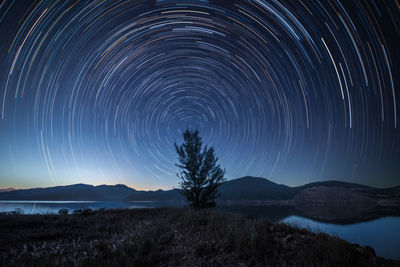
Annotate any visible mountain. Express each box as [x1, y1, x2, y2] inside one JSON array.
[[123, 176, 296, 202], [1, 177, 399, 206], [0, 184, 138, 201], [124, 176, 295, 202], [295, 180, 371, 190], [218, 176, 295, 201], [0, 188, 16, 193], [293, 180, 400, 204], [91, 184, 140, 201], [124, 177, 400, 210], [124, 189, 183, 201], [1, 177, 398, 223]]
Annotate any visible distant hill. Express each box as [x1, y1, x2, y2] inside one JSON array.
[[124, 189, 183, 201], [123, 176, 296, 202], [125, 177, 399, 203], [1, 177, 399, 207], [218, 176, 296, 201], [0, 188, 16, 193], [295, 180, 371, 190], [293, 180, 400, 202], [0, 184, 139, 201], [124, 176, 295, 202]]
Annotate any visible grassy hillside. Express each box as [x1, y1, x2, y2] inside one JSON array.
[[1, 208, 399, 267]]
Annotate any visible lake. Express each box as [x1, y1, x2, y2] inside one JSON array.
[[282, 215, 400, 261], [1, 201, 399, 260], [0, 200, 166, 214]]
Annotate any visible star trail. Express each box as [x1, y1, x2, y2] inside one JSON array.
[[0, 0, 399, 189]]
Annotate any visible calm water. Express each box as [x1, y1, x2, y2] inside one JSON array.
[[1, 201, 399, 260], [281, 215, 400, 261], [0, 200, 163, 214]]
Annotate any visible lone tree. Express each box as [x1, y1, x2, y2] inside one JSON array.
[[174, 129, 225, 208]]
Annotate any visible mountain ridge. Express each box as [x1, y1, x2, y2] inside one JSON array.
[[0, 176, 399, 203], [0, 188, 16, 193], [0, 184, 140, 201]]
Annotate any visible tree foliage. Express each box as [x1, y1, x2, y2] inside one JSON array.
[[174, 129, 225, 208]]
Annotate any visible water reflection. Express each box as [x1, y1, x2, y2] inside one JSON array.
[[217, 205, 400, 260], [282, 215, 400, 261], [216, 205, 299, 222]]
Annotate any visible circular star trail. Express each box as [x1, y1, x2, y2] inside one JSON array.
[[0, 0, 399, 189]]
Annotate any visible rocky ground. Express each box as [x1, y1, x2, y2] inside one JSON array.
[[0, 208, 399, 267]]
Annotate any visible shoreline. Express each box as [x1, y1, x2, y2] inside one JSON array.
[[1, 207, 399, 266]]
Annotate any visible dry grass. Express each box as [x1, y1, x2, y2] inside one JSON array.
[[0, 208, 399, 266]]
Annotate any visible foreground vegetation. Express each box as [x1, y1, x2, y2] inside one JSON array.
[[0, 208, 399, 267]]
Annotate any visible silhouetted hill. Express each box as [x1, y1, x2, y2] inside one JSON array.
[[295, 180, 371, 190], [123, 176, 296, 202], [218, 176, 295, 201], [93, 184, 139, 201], [0, 188, 16, 193], [123, 177, 400, 207], [294, 180, 400, 201], [124, 189, 183, 201], [1, 177, 399, 205], [0, 184, 138, 201]]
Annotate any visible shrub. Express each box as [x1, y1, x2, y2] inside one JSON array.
[[58, 209, 69, 215]]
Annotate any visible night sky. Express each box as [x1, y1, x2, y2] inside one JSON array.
[[0, 0, 399, 190]]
